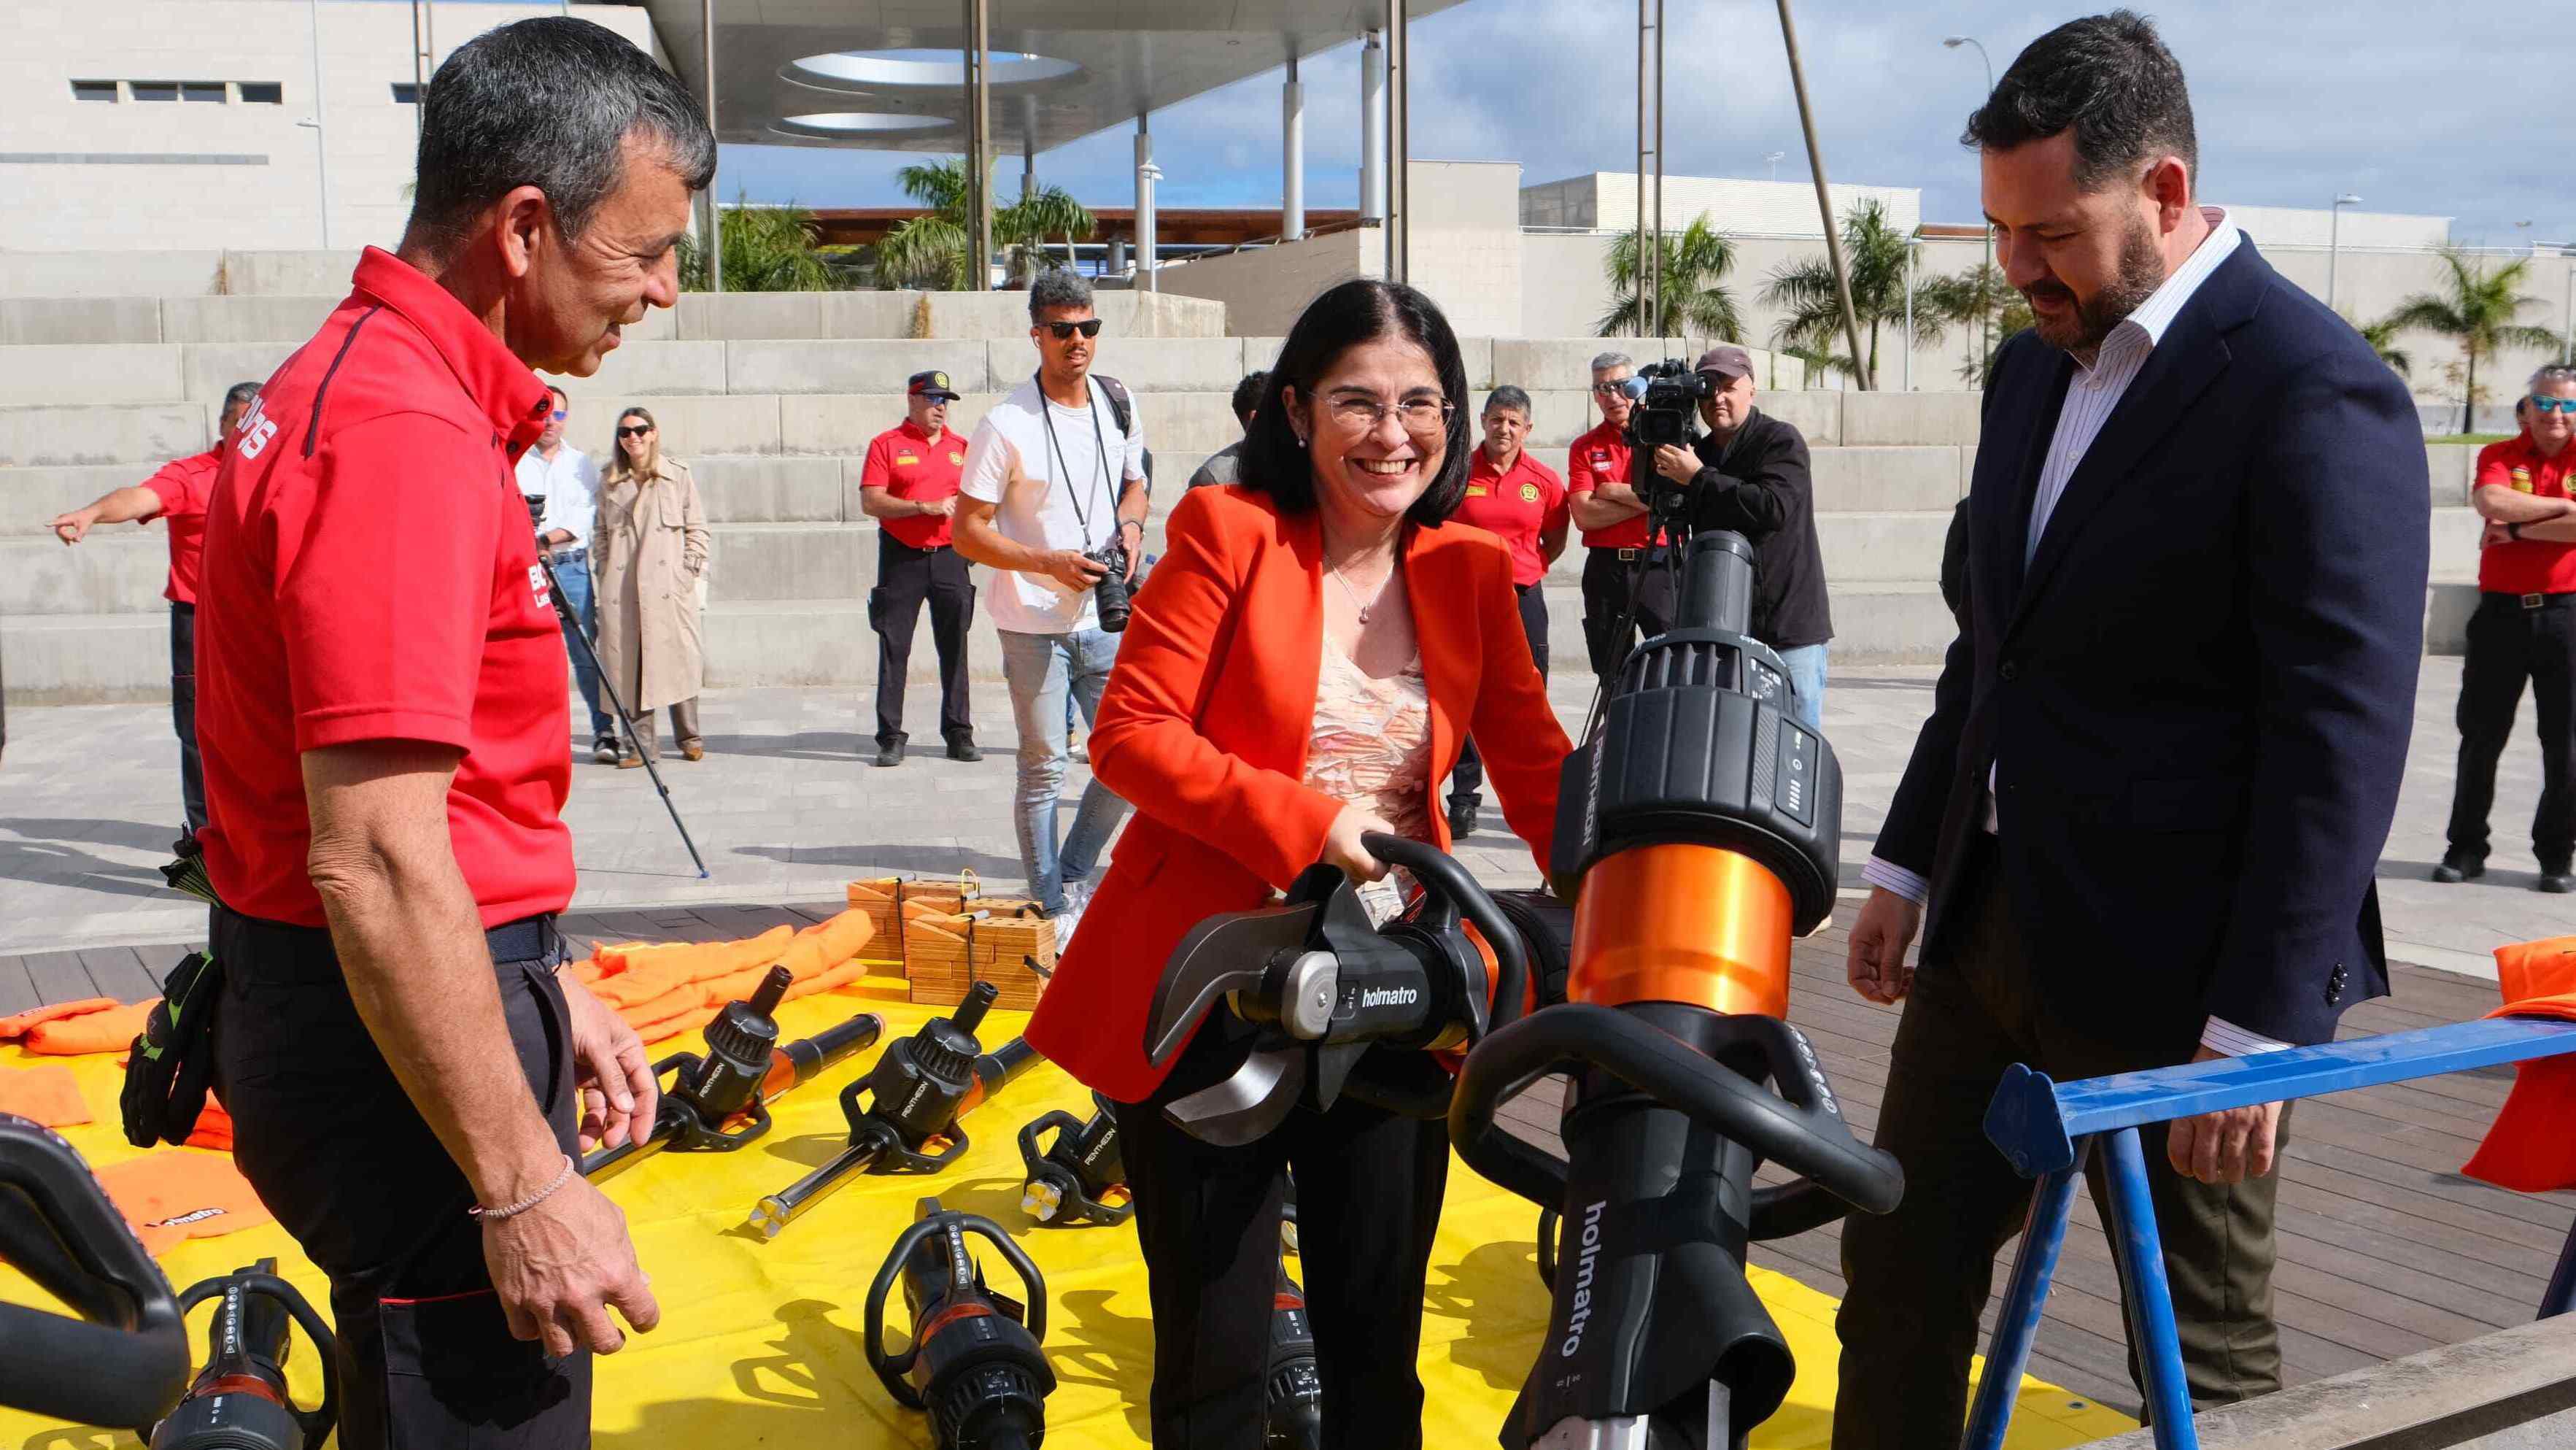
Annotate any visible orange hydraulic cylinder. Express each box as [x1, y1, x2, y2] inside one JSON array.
[[1568, 843, 1794, 1018]]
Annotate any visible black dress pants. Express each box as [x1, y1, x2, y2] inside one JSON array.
[[1579, 546, 1674, 679], [871, 534, 976, 748], [1450, 582, 1551, 809], [171, 601, 206, 833], [1832, 841, 2289, 1449], [2444, 591, 2576, 867], [209, 910, 589, 1450], [1111, 1026, 1451, 1449]]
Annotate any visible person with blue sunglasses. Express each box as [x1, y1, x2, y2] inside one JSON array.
[[2439, 363, 2576, 890]]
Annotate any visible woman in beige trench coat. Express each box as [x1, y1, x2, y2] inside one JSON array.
[[594, 406, 711, 763]]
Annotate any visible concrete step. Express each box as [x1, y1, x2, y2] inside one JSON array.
[[0, 404, 212, 468]]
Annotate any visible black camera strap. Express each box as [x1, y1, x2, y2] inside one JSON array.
[[1034, 371, 1116, 553]]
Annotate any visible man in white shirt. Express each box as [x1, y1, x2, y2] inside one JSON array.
[[517, 385, 615, 762], [956, 270, 1147, 936]]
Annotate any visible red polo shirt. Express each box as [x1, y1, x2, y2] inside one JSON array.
[[196, 247, 573, 930], [1453, 446, 1568, 586], [139, 449, 218, 604], [1567, 418, 1652, 549], [860, 419, 965, 549], [2477, 431, 2576, 595]]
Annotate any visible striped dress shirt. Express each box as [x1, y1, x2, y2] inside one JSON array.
[[1862, 210, 2285, 1057]]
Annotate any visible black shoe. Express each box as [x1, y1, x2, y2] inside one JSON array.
[[2542, 865, 2574, 894], [591, 736, 619, 766], [873, 741, 902, 768], [2431, 852, 2485, 884], [946, 738, 983, 763], [1447, 798, 1482, 839]]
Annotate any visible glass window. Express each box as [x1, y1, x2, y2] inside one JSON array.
[[181, 82, 225, 103], [390, 82, 420, 105], [239, 82, 282, 104], [131, 81, 179, 102], [70, 80, 119, 102]]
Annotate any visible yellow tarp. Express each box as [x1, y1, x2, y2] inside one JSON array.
[[0, 979, 2135, 1448]]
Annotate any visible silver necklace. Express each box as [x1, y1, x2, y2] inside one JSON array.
[[1327, 554, 1393, 624]]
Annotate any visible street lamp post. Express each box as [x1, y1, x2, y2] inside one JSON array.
[[1943, 36, 1994, 378], [2329, 193, 2361, 314], [1765, 150, 1784, 182], [303, 0, 331, 248]]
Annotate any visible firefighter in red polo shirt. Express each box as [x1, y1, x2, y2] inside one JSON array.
[[861, 370, 982, 767], [1444, 383, 1569, 836], [1567, 349, 1673, 678], [2440, 365, 2576, 892], [188, 22, 712, 1449], [49, 379, 261, 836]]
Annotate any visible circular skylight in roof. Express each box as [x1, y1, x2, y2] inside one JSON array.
[[770, 111, 951, 139], [784, 49, 1083, 91]]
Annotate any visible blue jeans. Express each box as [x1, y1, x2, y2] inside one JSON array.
[[999, 628, 1133, 914], [549, 553, 614, 741], [1779, 642, 1828, 732]]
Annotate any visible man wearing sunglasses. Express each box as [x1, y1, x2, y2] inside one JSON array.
[[1566, 350, 1671, 678], [2440, 364, 2576, 890], [956, 269, 1145, 944], [517, 385, 614, 764]]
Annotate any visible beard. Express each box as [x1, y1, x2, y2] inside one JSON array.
[[2025, 217, 2166, 355]]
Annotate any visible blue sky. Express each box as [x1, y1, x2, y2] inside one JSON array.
[[454, 0, 2572, 244]]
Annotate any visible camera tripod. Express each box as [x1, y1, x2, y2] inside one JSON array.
[[535, 549, 709, 879]]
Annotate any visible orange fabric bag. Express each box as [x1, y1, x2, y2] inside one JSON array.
[[2459, 935, 2576, 1192], [22, 1000, 154, 1057], [92, 1151, 275, 1256], [0, 998, 120, 1041]]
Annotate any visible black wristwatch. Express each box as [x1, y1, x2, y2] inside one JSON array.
[[2510, 521, 2526, 541]]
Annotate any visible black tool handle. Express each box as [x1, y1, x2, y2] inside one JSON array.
[[1361, 833, 1530, 1036], [174, 1270, 340, 1445], [780, 1011, 886, 1086], [0, 1116, 190, 1430]]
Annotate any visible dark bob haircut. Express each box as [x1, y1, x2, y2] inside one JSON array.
[[1239, 279, 1472, 528], [1962, 10, 2197, 194]]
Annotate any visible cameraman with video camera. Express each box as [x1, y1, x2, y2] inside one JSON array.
[[956, 269, 1145, 940], [1646, 344, 1832, 727]]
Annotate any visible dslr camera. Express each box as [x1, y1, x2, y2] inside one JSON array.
[[1085, 536, 1132, 633]]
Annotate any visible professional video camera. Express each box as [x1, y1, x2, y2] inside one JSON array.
[[1448, 528, 1903, 1449], [1619, 359, 1713, 455]]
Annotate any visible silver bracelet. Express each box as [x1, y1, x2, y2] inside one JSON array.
[[471, 1154, 576, 1225]]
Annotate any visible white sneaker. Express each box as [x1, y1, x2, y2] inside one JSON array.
[[1053, 898, 1087, 952]]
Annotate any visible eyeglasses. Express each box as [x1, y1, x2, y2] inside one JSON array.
[[2531, 395, 2576, 414], [548, 409, 567, 421], [616, 425, 654, 438], [1591, 379, 1632, 396], [1325, 395, 1455, 435], [1041, 319, 1104, 340]]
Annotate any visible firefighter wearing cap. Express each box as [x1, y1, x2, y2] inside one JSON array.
[[859, 370, 981, 766], [1648, 343, 1833, 728]]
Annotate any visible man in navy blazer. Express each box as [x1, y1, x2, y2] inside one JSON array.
[[1832, 13, 2429, 1446]]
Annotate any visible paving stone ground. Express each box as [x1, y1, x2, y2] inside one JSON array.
[[1, 657, 2565, 986]]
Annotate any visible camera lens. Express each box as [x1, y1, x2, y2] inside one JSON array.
[[1091, 544, 1132, 633]]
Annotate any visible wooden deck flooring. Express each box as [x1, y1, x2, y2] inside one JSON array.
[[10, 902, 2569, 1419]]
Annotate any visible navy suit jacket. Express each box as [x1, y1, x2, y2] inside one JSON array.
[[1876, 236, 2429, 1047]]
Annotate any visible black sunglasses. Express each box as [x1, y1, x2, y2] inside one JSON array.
[[1041, 319, 1104, 339], [616, 425, 654, 438]]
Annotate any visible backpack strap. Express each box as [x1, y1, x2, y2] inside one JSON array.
[[1094, 374, 1134, 438]]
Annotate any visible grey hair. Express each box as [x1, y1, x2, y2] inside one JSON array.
[[1484, 385, 1533, 418], [1590, 350, 1633, 374], [221, 382, 260, 412], [409, 18, 716, 255], [2531, 363, 2576, 393], [1028, 269, 1095, 320]]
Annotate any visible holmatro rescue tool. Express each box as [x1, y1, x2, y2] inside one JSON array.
[[583, 965, 883, 1179], [865, 1196, 1055, 1450], [150, 1259, 339, 1450], [1448, 529, 1904, 1449], [749, 981, 1041, 1239], [0, 1114, 190, 1430], [1017, 1091, 1132, 1226]]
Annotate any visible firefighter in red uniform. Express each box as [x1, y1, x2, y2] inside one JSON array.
[[2441, 365, 2576, 891], [1443, 383, 1568, 836], [49, 379, 262, 836], [861, 370, 981, 766], [1567, 349, 1668, 677], [189, 21, 714, 1449]]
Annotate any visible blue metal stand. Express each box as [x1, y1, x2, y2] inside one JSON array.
[[1962, 1017, 2576, 1450]]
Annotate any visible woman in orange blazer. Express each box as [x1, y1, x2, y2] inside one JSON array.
[[1025, 278, 1571, 1448]]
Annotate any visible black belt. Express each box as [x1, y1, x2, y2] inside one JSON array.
[[1595, 546, 1657, 562], [2484, 590, 2576, 610], [217, 909, 562, 978], [888, 536, 954, 555]]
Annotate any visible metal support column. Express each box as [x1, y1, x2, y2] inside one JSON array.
[[1636, 0, 1652, 337], [1134, 117, 1159, 292], [1776, 0, 1868, 385], [1960, 1154, 2086, 1450], [701, 0, 722, 293], [962, 0, 992, 290], [1282, 55, 1305, 242], [304, 0, 333, 248], [1383, 0, 1409, 283], [409, 1, 428, 139], [1360, 31, 1385, 223]]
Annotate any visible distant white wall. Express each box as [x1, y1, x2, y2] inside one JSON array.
[[2218, 204, 2451, 251], [1404, 160, 1523, 338], [1154, 228, 1379, 337], [1, 1, 659, 254], [1524, 172, 1922, 239]]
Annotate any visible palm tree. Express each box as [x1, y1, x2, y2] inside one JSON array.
[[2351, 312, 2414, 382], [1917, 261, 2022, 386], [1762, 198, 1944, 390], [1597, 215, 1743, 342], [1778, 341, 1860, 385], [879, 158, 1097, 291], [2382, 246, 2561, 431], [676, 196, 856, 292]]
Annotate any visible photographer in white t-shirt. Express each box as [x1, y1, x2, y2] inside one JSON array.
[[956, 269, 1148, 939]]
